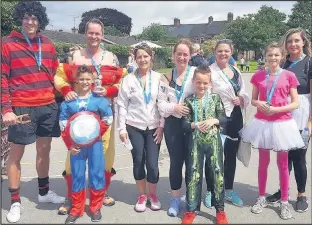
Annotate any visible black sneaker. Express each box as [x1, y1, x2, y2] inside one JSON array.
[[91, 210, 102, 222], [266, 190, 281, 203], [65, 215, 79, 224], [295, 196, 309, 212]]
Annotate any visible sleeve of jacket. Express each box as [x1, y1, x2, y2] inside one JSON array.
[[54, 63, 73, 97], [116, 78, 130, 135], [1, 39, 13, 114], [157, 80, 176, 118], [237, 67, 250, 109]]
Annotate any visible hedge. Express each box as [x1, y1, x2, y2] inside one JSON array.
[[54, 42, 173, 69]]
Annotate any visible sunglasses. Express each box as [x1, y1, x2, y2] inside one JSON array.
[[217, 39, 233, 44]]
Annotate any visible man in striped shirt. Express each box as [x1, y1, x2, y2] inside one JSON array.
[[1, 1, 65, 223]]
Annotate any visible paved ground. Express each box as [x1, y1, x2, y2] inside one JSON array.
[[1, 73, 311, 224]]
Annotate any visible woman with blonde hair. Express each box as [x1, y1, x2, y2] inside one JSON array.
[[266, 28, 312, 213]]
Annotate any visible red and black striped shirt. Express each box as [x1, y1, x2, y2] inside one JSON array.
[[1, 30, 59, 114]]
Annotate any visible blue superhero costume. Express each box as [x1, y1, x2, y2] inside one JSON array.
[[59, 92, 113, 217]]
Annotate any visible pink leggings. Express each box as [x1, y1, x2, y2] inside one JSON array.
[[258, 149, 289, 201]]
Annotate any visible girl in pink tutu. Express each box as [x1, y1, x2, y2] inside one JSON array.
[[239, 42, 304, 220]]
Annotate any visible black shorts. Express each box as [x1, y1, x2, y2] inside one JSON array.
[[8, 102, 59, 145]]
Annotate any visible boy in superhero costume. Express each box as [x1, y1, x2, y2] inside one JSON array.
[[60, 65, 113, 223], [55, 62, 125, 214]]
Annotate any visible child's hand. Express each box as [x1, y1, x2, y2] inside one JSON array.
[[198, 119, 219, 133], [264, 106, 279, 115], [256, 101, 270, 113], [70, 146, 80, 155]]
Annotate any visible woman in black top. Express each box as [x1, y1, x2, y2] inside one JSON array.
[[266, 28, 312, 213]]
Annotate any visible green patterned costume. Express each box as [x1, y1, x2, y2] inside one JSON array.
[[181, 92, 226, 212]]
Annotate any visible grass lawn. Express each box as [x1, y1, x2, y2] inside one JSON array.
[[156, 68, 172, 73], [236, 60, 258, 73], [157, 61, 260, 74]]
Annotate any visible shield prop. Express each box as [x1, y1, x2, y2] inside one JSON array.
[[64, 111, 102, 147]]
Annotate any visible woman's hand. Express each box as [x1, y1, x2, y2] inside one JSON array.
[[119, 133, 129, 143], [65, 91, 78, 101], [174, 104, 189, 116], [153, 127, 164, 144]]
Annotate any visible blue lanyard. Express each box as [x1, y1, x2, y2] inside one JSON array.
[[76, 93, 91, 112], [265, 68, 282, 105], [86, 49, 105, 79], [288, 53, 306, 69], [21, 31, 41, 71], [193, 92, 209, 131], [136, 70, 152, 104], [219, 65, 240, 93], [173, 66, 191, 101]]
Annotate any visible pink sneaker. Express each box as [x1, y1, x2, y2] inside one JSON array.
[[135, 195, 147, 212], [148, 194, 161, 211]]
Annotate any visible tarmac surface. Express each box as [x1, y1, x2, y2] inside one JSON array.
[[1, 73, 311, 224]]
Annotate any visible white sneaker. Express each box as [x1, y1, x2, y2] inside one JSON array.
[[38, 190, 65, 204], [148, 194, 161, 211], [134, 195, 147, 212], [6, 202, 22, 223]]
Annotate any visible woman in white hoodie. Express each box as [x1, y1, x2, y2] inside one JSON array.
[[117, 43, 164, 212]]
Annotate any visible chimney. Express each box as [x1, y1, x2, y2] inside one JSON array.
[[208, 16, 213, 24], [174, 18, 180, 27], [71, 27, 78, 34], [227, 12, 234, 22]]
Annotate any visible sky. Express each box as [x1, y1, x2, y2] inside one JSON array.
[[41, 1, 296, 35]]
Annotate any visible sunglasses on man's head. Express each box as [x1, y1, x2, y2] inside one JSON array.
[[218, 39, 233, 44]]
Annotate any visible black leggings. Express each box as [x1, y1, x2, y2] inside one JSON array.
[[288, 147, 307, 193], [127, 125, 160, 184], [164, 116, 190, 190]]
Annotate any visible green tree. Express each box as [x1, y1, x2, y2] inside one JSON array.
[[78, 8, 132, 35], [138, 23, 171, 42], [287, 1, 312, 37], [1, 1, 19, 36], [226, 5, 289, 53], [104, 26, 124, 36]]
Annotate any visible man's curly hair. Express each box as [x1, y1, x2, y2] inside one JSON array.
[[13, 1, 49, 32]]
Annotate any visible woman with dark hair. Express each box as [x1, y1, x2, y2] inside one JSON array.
[[117, 43, 164, 212], [266, 28, 312, 213], [205, 39, 250, 208]]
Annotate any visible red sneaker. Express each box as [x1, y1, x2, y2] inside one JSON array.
[[181, 212, 196, 224], [216, 211, 228, 224]]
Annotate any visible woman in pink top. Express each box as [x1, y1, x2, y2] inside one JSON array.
[[240, 42, 304, 220]]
